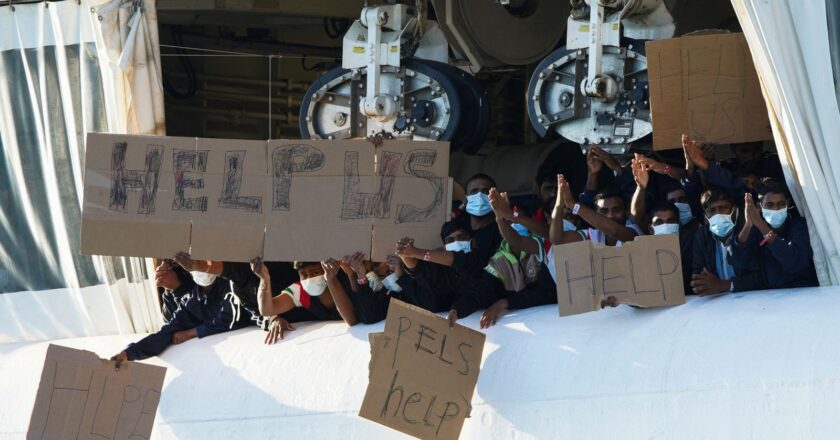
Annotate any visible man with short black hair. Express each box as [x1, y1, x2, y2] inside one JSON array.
[[172, 252, 302, 342], [729, 178, 818, 289], [690, 187, 763, 294], [462, 173, 503, 266], [111, 265, 252, 365], [554, 174, 642, 247]]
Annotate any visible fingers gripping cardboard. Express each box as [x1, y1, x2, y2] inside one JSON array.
[[80, 133, 450, 261]]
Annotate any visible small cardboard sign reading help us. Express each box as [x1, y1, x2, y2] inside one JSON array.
[[646, 32, 772, 150], [27, 345, 166, 440], [553, 234, 686, 316], [360, 299, 486, 440]]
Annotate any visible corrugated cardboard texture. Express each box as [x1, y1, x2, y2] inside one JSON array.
[[359, 299, 485, 440], [81, 134, 450, 262], [27, 345, 166, 440], [647, 32, 772, 149], [553, 234, 685, 316]]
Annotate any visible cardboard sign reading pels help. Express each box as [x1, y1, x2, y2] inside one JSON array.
[[360, 300, 486, 440]]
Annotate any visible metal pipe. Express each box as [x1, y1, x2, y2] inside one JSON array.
[[193, 89, 302, 108], [166, 104, 293, 122], [165, 70, 310, 91]]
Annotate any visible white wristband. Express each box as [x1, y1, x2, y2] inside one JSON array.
[[572, 203, 581, 215]]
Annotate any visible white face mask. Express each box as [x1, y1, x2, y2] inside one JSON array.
[[366, 272, 384, 293], [445, 240, 472, 253], [191, 271, 217, 287], [382, 273, 402, 293], [300, 275, 327, 296]]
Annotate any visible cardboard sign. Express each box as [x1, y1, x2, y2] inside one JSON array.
[[552, 234, 685, 317], [647, 32, 772, 150], [27, 345, 166, 440], [360, 299, 486, 440], [80, 133, 450, 262]]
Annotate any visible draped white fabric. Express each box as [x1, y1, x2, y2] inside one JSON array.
[[730, 0, 840, 285], [0, 0, 165, 342]]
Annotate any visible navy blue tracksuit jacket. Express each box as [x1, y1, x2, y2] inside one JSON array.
[[125, 278, 252, 360]]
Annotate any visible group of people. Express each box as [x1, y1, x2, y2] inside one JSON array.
[[111, 135, 819, 366]]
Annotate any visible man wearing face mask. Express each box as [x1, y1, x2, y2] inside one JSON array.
[[440, 188, 551, 327], [553, 173, 642, 247], [395, 221, 478, 313], [463, 173, 503, 267], [479, 176, 588, 329], [250, 258, 372, 328], [690, 187, 764, 295], [729, 179, 818, 289], [646, 202, 694, 293], [111, 266, 252, 366], [172, 252, 302, 344]]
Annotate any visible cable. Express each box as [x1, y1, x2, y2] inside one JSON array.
[[161, 26, 198, 99]]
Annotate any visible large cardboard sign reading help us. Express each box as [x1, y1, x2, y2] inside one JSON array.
[[27, 345, 166, 440], [360, 299, 486, 440], [647, 32, 772, 150], [80, 133, 451, 262], [553, 234, 686, 316]]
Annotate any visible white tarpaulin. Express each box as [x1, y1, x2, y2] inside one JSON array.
[[2, 290, 840, 439], [731, 0, 840, 285], [0, 0, 166, 343]]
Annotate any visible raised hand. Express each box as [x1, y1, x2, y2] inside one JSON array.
[[682, 134, 709, 170], [590, 145, 621, 172], [744, 192, 761, 228], [348, 251, 367, 278], [557, 174, 576, 210], [321, 259, 341, 282], [250, 256, 269, 280], [489, 187, 513, 220], [631, 154, 650, 189], [173, 251, 197, 271], [587, 146, 604, 174], [395, 237, 419, 259]]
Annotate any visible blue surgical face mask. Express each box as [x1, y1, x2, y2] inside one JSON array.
[[466, 192, 492, 217], [708, 211, 736, 238], [563, 219, 577, 231], [674, 202, 694, 225], [511, 222, 529, 236], [445, 240, 472, 253], [762, 207, 789, 229], [653, 223, 680, 236]]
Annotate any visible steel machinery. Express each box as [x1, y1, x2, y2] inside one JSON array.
[[299, 2, 492, 153], [527, 0, 675, 154]]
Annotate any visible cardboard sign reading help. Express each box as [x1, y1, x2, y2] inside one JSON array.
[[27, 345, 166, 440], [360, 299, 486, 440], [553, 234, 686, 316]]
